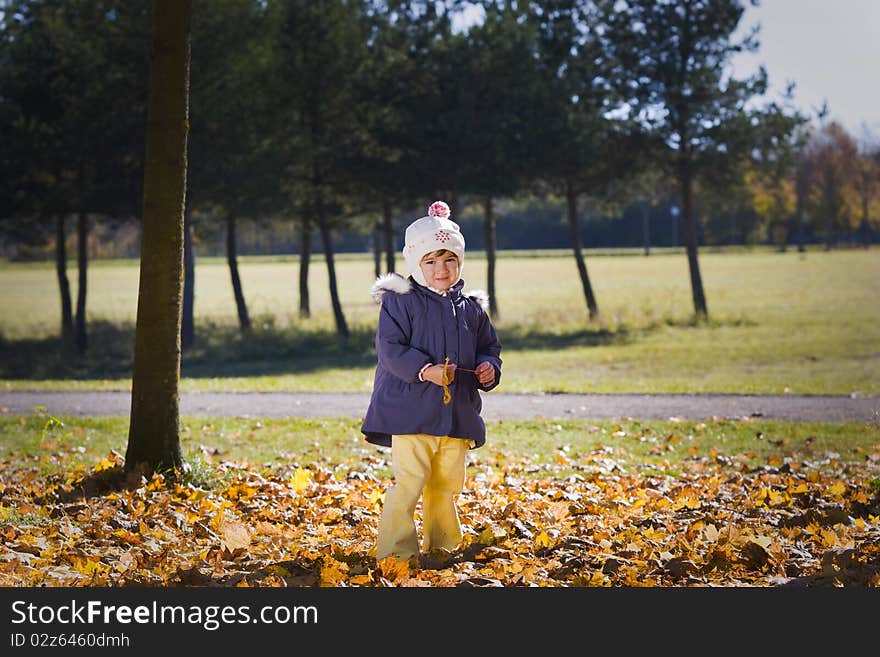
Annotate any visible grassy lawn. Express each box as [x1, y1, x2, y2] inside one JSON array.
[[3, 411, 878, 482], [1, 246, 878, 395]]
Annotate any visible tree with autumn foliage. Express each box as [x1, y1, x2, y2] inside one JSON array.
[[744, 97, 806, 251], [125, 0, 192, 476], [853, 129, 880, 247], [805, 120, 859, 250]]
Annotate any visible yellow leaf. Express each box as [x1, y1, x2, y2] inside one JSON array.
[[828, 482, 846, 497], [477, 526, 506, 545], [820, 529, 838, 547], [226, 483, 257, 500], [264, 564, 291, 577], [767, 489, 791, 507], [751, 487, 769, 507], [289, 467, 312, 493], [146, 474, 165, 492], [71, 557, 107, 576], [367, 489, 385, 507], [321, 507, 343, 524], [535, 531, 553, 548], [112, 529, 141, 544], [93, 457, 117, 473], [573, 571, 607, 587], [319, 558, 349, 587], [751, 535, 773, 549]]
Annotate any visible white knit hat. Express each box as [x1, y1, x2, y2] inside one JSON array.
[[403, 201, 465, 288]]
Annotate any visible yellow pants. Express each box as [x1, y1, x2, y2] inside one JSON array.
[[376, 434, 469, 560]]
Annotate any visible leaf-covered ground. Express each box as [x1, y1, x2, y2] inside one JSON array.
[[2, 441, 879, 588]]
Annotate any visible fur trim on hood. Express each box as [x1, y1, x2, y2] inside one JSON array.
[[464, 288, 489, 312], [370, 272, 489, 312], [370, 272, 412, 304]]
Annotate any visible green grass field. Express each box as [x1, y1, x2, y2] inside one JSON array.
[[3, 411, 878, 482], [1, 246, 878, 395]]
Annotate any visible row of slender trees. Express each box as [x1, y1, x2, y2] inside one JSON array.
[[6, 0, 864, 357]]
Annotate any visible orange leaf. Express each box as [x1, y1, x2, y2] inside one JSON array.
[[218, 521, 250, 553]]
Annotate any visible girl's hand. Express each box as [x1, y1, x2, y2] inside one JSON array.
[[474, 361, 495, 386], [423, 363, 456, 386]]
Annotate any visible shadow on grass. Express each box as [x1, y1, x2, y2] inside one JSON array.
[[0, 320, 377, 381], [0, 313, 753, 382]]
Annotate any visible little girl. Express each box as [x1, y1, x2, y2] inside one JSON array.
[[361, 200, 503, 561]]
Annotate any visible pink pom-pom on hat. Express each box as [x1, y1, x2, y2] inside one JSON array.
[[428, 200, 451, 219]]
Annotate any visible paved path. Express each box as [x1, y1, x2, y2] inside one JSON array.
[[2, 390, 878, 423]]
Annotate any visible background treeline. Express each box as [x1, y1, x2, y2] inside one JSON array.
[[19, 193, 866, 261], [1, 0, 879, 350]]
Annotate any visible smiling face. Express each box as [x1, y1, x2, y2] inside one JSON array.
[[419, 249, 460, 291]]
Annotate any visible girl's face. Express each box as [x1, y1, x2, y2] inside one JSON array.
[[419, 249, 460, 291]]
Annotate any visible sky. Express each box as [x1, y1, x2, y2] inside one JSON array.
[[730, 0, 880, 141], [456, 1, 880, 142]]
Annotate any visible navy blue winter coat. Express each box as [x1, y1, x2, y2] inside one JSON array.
[[360, 273, 503, 449]]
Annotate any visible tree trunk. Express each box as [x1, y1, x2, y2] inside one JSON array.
[[226, 215, 251, 332], [316, 193, 349, 338], [565, 183, 599, 321], [794, 184, 806, 253], [642, 203, 651, 256], [372, 220, 382, 278], [680, 167, 708, 320], [482, 196, 498, 319], [299, 215, 311, 318], [181, 206, 195, 350], [383, 198, 395, 273], [55, 214, 74, 348], [75, 210, 88, 354], [824, 177, 835, 251], [861, 198, 871, 248], [126, 0, 191, 476]]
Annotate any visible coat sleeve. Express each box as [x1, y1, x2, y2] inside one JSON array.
[[474, 308, 503, 392], [375, 293, 432, 383]]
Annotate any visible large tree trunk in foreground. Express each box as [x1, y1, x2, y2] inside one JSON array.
[[126, 0, 192, 476]]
